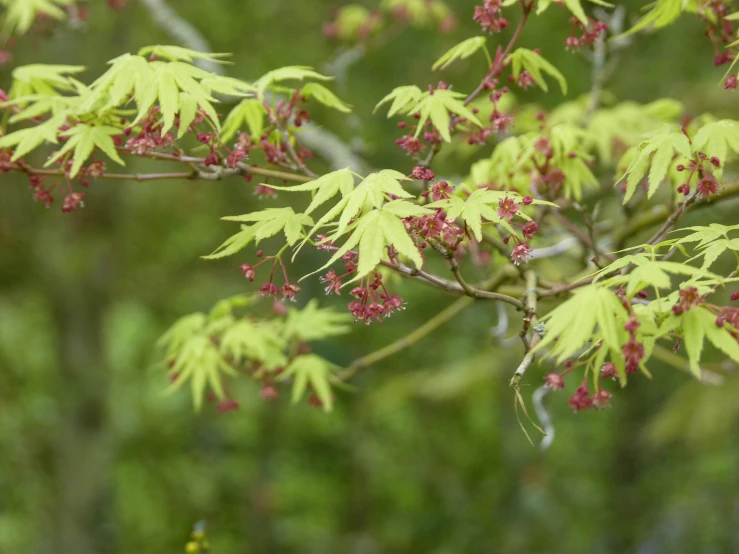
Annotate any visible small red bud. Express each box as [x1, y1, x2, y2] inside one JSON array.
[[273, 300, 287, 316], [261, 385, 279, 401]]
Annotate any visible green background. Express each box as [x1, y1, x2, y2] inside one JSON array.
[[1, 1, 739, 553]]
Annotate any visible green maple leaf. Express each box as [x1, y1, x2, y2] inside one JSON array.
[[9, 63, 86, 99], [221, 98, 267, 142], [0, 115, 64, 160], [618, 127, 691, 203], [507, 48, 568, 95], [374, 85, 423, 117], [692, 120, 739, 179], [133, 61, 219, 135], [206, 207, 313, 259], [6, 93, 81, 123], [429, 189, 502, 241], [299, 170, 413, 250], [412, 89, 482, 142], [533, 285, 628, 364], [278, 354, 338, 412], [44, 124, 125, 178], [255, 66, 333, 93], [677, 224, 739, 249], [219, 319, 287, 370], [2, 0, 73, 36], [432, 36, 488, 71], [158, 313, 240, 411], [301, 82, 352, 113], [585, 99, 683, 164], [269, 168, 356, 215], [283, 299, 352, 342], [619, 0, 697, 38], [534, 0, 614, 25], [82, 53, 153, 114], [375, 86, 482, 141], [138, 45, 232, 64], [306, 200, 429, 280]]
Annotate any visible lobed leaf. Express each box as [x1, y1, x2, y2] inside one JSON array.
[[432, 36, 488, 71]]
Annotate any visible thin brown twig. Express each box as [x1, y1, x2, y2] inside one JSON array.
[[463, 0, 533, 107], [510, 270, 539, 386], [1, 157, 313, 184], [430, 242, 524, 308]]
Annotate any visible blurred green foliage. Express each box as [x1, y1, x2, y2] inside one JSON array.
[[1, 1, 739, 553]]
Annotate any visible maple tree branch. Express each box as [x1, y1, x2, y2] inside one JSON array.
[[551, 210, 616, 264], [645, 194, 698, 247], [510, 270, 539, 387], [281, 128, 319, 178], [379, 258, 523, 309], [615, 179, 739, 247], [428, 242, 524, 308], [0, 159, 313, 184], [139, 0, 369, 174], [540, 180, 739, 298]]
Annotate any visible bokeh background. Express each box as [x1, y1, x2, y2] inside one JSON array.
[[2, 1, 739, 553]]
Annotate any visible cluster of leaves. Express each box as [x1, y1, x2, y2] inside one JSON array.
[[470, 123, 597, 200], [207, 168, 428, 281], [536, 234, 739, 393], [376, 84, 483, 143], [8, 0, 739, 420], [617, 119, 739, 203], [1, 0, 75, 37], [0, 45, 350, 209], [158, 295, 351, 412], [0, 0, 128, 46]]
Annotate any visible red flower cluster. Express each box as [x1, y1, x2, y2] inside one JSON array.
[[568, 384, 612, 412], [510, 243, 532, 265], [239, 255, 300, 302], [600, 362, 618, 380], [411, 166, 435, 181], [226, 133, 250, 168], [62, 192, 86, 213], [715, 305, 739, 340], [474, 0, 510, 33], [672, 286, 703, 315], [396, 134, 426, 155], [346, 273, 405, 325], [544, 372, 564, 390], [406, 209, 463, 250], [564, 18, 608, 51]]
